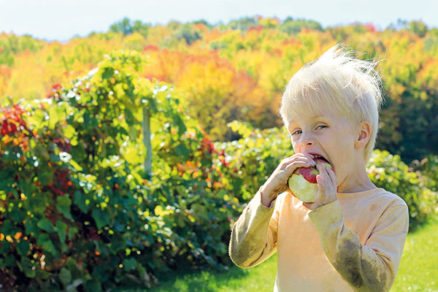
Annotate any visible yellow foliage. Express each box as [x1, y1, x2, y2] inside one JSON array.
[[1, 19, 437, 140]]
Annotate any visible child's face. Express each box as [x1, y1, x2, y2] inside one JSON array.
[[287, 107, 361, 188]]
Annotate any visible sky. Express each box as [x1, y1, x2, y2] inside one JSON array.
[[0, 0, 436, 42]]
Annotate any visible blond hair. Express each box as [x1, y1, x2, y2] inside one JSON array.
[[279, 45, 383, 162]]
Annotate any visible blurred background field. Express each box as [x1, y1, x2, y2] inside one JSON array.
[[1, 5, 438, 291]]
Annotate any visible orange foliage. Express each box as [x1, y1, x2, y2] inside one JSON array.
[[1, 18, 437, 141]]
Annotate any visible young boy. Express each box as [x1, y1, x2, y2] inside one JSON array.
[[229, 45, 409, 291]]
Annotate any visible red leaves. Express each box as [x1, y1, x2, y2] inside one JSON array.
[[199, 138, 229, 167], [53, 137, 72, 152], [47, 83, 63, 99], [198, 137, 229, 168], [200, 138, 215, 154], [51, 83, 62, 91], [88, 228, 100, 241], [248, 25, 263, 33], [1, 104, 27, 133], [364, 23, 376, 33], [1, 119, 17, 135], [143, 44, 159, 52], [47, 169, 72, 196], [1, 104, 30, 152], [218, 150, 229, 167], [45, 207, 60, 224]]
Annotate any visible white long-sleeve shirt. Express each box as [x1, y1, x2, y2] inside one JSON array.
[[229, 188, 409, 291]]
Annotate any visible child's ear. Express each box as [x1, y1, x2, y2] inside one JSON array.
[[355, 121, 371, 149]]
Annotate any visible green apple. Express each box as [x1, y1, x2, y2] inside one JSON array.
[[288, 172, 318, 203], [288, 162, 333, 203]]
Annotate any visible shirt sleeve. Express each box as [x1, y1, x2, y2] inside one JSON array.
[[228, 190, 280, 268], [308, 200, 409, 292]]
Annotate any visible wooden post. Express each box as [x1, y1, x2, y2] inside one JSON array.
[[142, 106, 152, 177]]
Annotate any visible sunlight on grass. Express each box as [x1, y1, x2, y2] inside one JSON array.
[[148, 255, 277, 292], [391, 216, 438, 292]]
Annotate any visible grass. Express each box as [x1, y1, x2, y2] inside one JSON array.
[[147, 256, 277, 292], [145, 215, 438, 292], [391, 215, 438, 291]]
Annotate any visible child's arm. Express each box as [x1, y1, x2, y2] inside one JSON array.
[[229, 153, 315, 268], [228, 190, 279, 268], [309, 200, 409, 292]]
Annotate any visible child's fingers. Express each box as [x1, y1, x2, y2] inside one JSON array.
[[325, 167, 337, 186], [316, 164, 328, 185], [318, 164, 338, 198], [313, 167, 325, 201], [303, 165, 338, 210], [316, 164, 331, 196], [280, 156, 307, 169], [280, 154, 314, 170], [317, 164, 337, 186], [285, 157, 315, 174]]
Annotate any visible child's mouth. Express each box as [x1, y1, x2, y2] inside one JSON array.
[[310, 153, 331, 165]]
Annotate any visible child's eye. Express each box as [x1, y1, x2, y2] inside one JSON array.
[[315, 124, 327, 130], [291, 129, 302, 136]]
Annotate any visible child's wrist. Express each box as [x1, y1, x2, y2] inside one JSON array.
[[259, 187, 276, 207]]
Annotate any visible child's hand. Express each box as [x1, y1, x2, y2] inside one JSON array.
[[303, 163, 338, 210], [260, 153, 315, 206]]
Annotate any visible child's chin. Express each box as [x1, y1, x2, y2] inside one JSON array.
[[288, 174, 318, 203]]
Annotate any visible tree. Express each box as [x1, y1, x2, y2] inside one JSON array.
[[110, 18, 149, 38]]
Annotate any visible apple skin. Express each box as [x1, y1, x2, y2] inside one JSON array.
[[288, 162, 333, 203], [288, 174, 318, 202]]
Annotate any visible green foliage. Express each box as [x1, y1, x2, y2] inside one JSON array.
[[162, 24, 204, 48], [367, 150, 438, 229], [174, 25, 203, 46], [412, 155, 438, 193], [408, 20, 428, 38], [218, 122, 293, 201], [0, 59, 157, 289], [191, 19, 212, 29], [0, 34, 44, 66], [376, 88, 438, 162], [2, 17, 438, 164], [279, 17, 323, 35], [109, 18, 149, 38], [0, 50, 242, 290], [424, 34, 438, 54], [225, 17, 260, 32]]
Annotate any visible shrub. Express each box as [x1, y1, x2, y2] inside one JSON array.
[[0, 56, 160, 290], [411, 155, 438, 193], [367, 150, 438, 229], [0, 50, 238, 290], [216, 121, 293, 203]]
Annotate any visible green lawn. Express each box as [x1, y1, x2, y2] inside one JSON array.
[[147, 216, 438, 292], [391, 215, 438, 291]]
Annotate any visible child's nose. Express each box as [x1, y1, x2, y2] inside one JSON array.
[[295, 133, 314, 152], [300, 132, 314, 146]]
